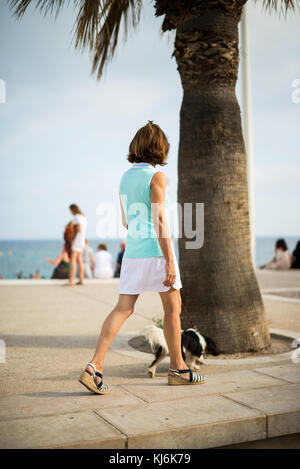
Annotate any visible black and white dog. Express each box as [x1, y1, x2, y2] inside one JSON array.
[[142, 325, 220, 378]]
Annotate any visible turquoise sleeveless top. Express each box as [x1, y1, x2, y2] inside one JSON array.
[[119, 162, 168, 259]]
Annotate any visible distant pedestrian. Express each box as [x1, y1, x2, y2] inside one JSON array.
[[291, 240, 300, 269], [260, 238, 292, 270], [67, 204, 87, 286], [114, 240, 126, 277], [82, 239, 95, 278], [94, 243, 114, 279]]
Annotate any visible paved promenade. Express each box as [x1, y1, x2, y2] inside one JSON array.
[[0, 270, 300, 448]]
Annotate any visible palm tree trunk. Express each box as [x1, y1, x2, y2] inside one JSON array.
[[162, 1, 270, 352]]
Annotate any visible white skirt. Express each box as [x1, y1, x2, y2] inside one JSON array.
[[119, 250, 182, 295]]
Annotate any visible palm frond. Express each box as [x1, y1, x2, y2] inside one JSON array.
[[9, 0, 142, 80], [256, 0, 300, 16], [73, 0, 103, 51], [90, 0, 142, 79], [9, 0, 68, 19]]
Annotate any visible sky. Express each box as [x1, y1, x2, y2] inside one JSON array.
[[0, 0, 299, 240]]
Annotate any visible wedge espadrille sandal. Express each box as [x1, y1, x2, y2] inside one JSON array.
[[168, 368, 206, 386], [79, 362, 109, 395]]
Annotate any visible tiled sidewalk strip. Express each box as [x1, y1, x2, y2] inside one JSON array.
[[0, 366, 299, 449], [0, 411, 126, 449], [95, 395, 266, 449]]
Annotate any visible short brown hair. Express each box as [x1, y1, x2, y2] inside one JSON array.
[[127, 122, 169, 166], [98, 243, 107, 250]]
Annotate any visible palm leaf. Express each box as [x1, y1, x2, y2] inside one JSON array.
[[256, 0, 300, 15], [9, 0, 67, 19], [90, 0, 142, 79], [9, 0, 142, 79], [73, 0, 104, 51]]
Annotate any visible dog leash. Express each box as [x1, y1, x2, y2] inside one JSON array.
[[181, 301, 199, 332]]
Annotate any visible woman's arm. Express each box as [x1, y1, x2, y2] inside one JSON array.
[[44, 253, 62, 267], [150, 172, 176, 288], [90, 251, 95, 270], [119, 193, 128, 229]]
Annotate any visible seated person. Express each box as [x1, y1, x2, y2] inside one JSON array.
[[33, 270, 41, 279], [291, 240, 300, 269], [114, 240, 126, 278], [94, 243, 113, 279], [260, 238, 292, 270], [45, 244, 70, 279], [82, 239, 95, 278]]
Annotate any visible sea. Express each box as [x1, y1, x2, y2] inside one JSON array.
[[0, 237, 299, 279]]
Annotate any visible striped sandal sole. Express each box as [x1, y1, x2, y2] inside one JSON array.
[[79, 371, 110, 395], [168, 375, 206, 386]]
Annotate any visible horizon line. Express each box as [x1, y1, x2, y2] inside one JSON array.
[[0, 235, 299, 242]]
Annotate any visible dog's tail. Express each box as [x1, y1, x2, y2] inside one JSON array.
[[141, 325, 169, 354]]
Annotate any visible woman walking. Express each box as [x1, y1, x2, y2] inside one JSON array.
[[68, 204, 87, 286], [79, 122, 206, 394]]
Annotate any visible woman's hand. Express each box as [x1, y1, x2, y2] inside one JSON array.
[[163, 261, 176, 287]]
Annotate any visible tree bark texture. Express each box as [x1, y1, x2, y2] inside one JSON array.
[[156, 0, 270, 352]]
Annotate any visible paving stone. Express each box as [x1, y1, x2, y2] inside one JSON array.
[[120, 370, 286, 404], [95, 395, 266, 449], [255, 364, 300, 384], [223, 384, 300, 438], [0, 410, 126, 449], [0, 387, 143, 421]]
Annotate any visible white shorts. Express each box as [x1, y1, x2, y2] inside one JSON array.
[[72, 233, 84, 253], [72, 247, 83, 253], [119, 254, 182, 295]]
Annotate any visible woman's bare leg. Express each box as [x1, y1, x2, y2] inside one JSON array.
[[159, 287, 190, 381], [86, 294, 139, 382], [77, 252, 84, 284], [69, 250, 78, 285]]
